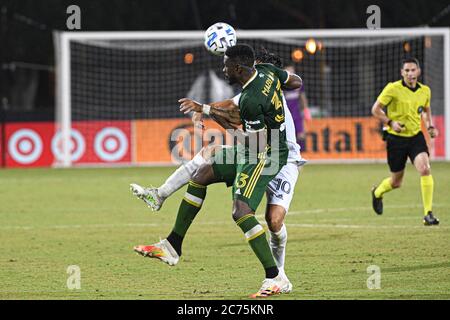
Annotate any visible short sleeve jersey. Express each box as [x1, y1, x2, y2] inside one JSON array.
[[377, 80, 431, 137], [235, 63, 289, 152]]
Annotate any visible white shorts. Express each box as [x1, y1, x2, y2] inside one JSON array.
[[266, 162, 301, 212]]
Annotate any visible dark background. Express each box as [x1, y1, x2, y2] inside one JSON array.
[[0, 0, 449, 119]]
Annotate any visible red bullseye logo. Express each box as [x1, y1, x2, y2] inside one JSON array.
[[51, 129, 86, 162], [94, 127, 128, 162], [8, 129, 43, 164]]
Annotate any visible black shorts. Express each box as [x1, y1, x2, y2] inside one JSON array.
[[386, 132, 429, 173]]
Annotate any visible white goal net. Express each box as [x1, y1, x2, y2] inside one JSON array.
[[54, 28, 450, 166]]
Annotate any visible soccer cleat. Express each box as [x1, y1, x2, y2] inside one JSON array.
[[279, 274, 293, 293], [423, 211, 440, 226], [134, 239, 179, 266], [371, 186, 383, 215], [249, 274, 289, 298], [130, 183, 164, 211]]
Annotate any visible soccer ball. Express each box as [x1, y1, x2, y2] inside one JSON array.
[[204, 22, 237, 56]]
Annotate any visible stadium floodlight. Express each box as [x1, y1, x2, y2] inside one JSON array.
[[54, 28, 450, 167], [305, 38, 317, 54]]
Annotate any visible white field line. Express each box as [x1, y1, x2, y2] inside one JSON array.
[[255, 203, 448, 222], [287, 223, 450, 230], [285, 203, 446, 216], [0, 223, 159, 231], [1, 204, 447, 231], [1, 220, 449, 231]]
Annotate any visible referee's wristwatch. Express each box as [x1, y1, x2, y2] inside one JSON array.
[[386, 119, 393, 127]]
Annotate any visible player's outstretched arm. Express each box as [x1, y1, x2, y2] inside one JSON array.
[[209, 100, 241, 127], [179, 98, 241, 129], [283, 73, 303, 90]]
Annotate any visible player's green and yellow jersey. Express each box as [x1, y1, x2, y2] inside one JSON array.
[[235, 63, 289, 154], [377, 80, 431, 137]]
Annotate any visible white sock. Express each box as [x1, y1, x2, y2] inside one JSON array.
[[269, 224, 287, 274], [157, 152, 206, 198]]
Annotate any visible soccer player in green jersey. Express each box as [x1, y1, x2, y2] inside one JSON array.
[[371, 58, 439, 225], [134, 44, 302, 297]]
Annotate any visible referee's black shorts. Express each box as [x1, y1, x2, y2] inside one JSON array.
[[386, 132, 429, 173]]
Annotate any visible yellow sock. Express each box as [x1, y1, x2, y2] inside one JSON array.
[[421, 175, 434, 215], [374, 177, 393, 198]]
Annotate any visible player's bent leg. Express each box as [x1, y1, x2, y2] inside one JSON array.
[[265, 204, 291, 293], [265, 163, 299, 294], [265, 204, 286, 233], [134, 162, 223, 264], [165, 163, 220, 257], [232, 200, 288, 298], [372, 171, 404, 215], [390, 171, 404, 189], [130, 145, 221, 211], [413, 152, 431, 176], [413, 152, 439, 225], [373, 134, 408, 215]]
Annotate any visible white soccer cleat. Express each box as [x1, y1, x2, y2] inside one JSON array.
[[133, 239, 179, 266], [130, 183, 164, 211], [250, 274, 290, 298], [279, 273, 293, 293]]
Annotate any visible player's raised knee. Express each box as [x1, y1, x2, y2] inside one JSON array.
[[391, 180, 402, 188], [266, 215, 284, 232], [232, 200, 253, 222], [191, 163, 214, 186], [419, 166, 431, 176]]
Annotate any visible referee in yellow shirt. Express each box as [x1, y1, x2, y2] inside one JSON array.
[[371, 58, 439, 225]]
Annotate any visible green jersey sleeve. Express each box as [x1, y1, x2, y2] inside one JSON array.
[[259, 63, 289, 84]]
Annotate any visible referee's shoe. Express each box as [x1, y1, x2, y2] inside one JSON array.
[[371, 186, 383, 215], [423, 211, 440, 226]]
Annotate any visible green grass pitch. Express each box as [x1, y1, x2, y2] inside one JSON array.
[[1, 163, 449, 300]]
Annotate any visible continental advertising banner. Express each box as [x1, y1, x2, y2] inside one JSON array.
[[133, 116, 445, 163], [0, 116, 445, 167]]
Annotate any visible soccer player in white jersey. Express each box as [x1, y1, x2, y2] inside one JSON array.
[[131, 52, 306, 294]]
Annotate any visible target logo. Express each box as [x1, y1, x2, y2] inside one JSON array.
[[51, 129, 86, 162], [8, 129, 43, 164], [94, 127, 128, 162]]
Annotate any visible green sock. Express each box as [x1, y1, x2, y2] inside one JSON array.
[[172, 180, 206, 238], [236, 214, 278, 275], [374, 177, 394, 198]]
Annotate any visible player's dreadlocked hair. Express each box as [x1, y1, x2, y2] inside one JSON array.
[[255, 47, 284, 69]]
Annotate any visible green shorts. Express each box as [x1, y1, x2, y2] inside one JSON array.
[[211, 146, 238, 187], [211, 145, 288, 211]]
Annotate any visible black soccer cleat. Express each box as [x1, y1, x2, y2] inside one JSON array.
[[423, 211, 440, 226], [371, 186, 383, 215]]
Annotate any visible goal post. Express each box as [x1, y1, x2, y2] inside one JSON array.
[[54, 28, 450, 167]]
